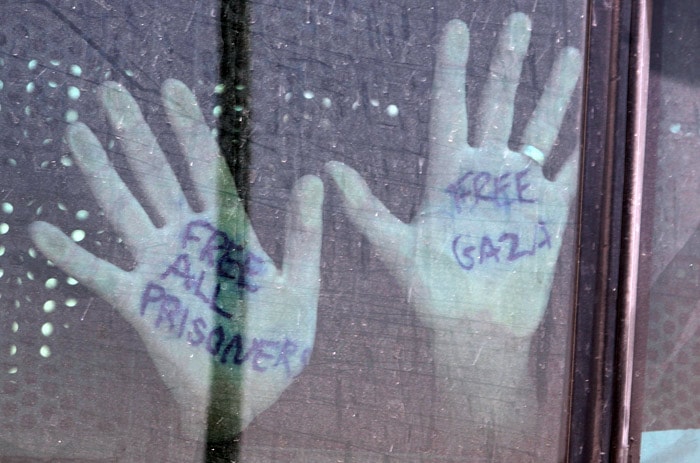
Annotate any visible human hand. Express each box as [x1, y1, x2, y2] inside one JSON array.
[[326, 13, 581, 338], [29, 80, 324, 440]]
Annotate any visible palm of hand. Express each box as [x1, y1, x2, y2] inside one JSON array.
[[327, 13, 581, 338], [410, 144, 574, 336], [30, 80, 323, 440]]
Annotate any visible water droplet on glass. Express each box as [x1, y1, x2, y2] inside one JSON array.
[[43, 300, 56, 313], [67, 86, 81, 100], [41, 323, 54, 337], [71, 229, 86, 242], [39, 345, 51, 358]]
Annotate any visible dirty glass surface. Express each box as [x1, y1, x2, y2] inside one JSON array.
[[638, 1, 700, 461], [0, 1, 584, 461]]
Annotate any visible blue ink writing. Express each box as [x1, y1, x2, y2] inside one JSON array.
[[158, 220, 265, 318], [135, 220, 309, 377], [452, 221, 552, 271], [181, 220, 264, 293], [139, 282, 308, 377], [445, 168, 535, 213]]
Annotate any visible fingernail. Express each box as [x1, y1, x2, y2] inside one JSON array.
[[67, 124, 103, 171], [326, 162, 367, 210], [505, 13, 531, 52], [325, 161, 348, 191], [163, 79, 190, 110], [296, 176, 324, 228], [442, 20, 469, 66], [562, 47, 583, 78], [101, 82, 138, 129], [509, 12, 532, 32], [29, 222, 69, 259]]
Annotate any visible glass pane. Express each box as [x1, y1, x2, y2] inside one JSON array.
[[0, 1, 585, 461], [637, 1, 700, 461]]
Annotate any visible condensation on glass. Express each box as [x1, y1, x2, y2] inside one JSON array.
[[0, 1, 586, 461]]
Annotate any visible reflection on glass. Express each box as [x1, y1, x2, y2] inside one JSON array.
[[639, 1, 700, 461], [0, 2, 584, 461]]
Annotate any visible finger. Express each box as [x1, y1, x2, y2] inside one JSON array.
[[67, 123, 156, 251], [477, 12, 531, 147], [325, 161, 414, 267], [520, 47, 583, 164], [427, 19, 471, 199], [162, 79, 228, 211], [160, 79, 256, 250], [552, 149, 581, 211], [29, 221, 136, 313], [539, 150, 581, 226], [99, 81, 188, 224], [281, 175, 324, 291], [430, 19, 470, 158]]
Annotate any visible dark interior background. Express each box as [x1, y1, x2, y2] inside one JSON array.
[[637, 0, 700, 437], [0, 1, 584, 461]]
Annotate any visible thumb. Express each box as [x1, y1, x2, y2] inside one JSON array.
[[281, 175, 324, 293], [325, 161, 413, 267]]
